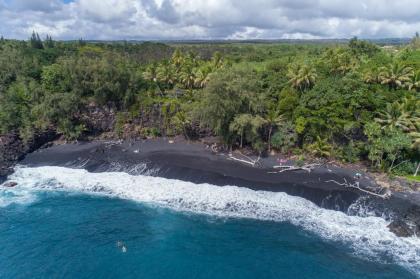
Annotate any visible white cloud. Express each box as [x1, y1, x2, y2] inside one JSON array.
[[9, 0, 62, 12], [78, 0, 136, 23], [0, 0, 419, 40]]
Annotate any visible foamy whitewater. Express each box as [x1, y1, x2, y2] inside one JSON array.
[[3, 166, 420, 276]]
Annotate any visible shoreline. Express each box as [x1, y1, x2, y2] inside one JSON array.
[[3, 138, 420, 237]]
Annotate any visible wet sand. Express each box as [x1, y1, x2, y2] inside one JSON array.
[[16, 139, 418, 215]]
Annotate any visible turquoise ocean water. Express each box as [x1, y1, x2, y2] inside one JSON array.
[[0, 166, 419, 279]]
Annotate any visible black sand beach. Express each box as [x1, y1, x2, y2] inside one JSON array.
[[20, 139, 364, 207], [0, 138, 416, 236]]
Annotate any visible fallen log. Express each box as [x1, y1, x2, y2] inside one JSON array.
[[325, 178, 391, 199], [269, 163, 320, 173], [227, 152, 261, 167]]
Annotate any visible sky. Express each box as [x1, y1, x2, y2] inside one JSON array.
[[0, 0, 419, 40]]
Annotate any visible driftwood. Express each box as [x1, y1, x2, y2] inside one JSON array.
[[210, 143, 219, 153], [413, 162, 419, 177], [227, 151, 261, 167], [326, 178, 391, 199], [269, 163, 320, 174], [389, 159, 409, 172]]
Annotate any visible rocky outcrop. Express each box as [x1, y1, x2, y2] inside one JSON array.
[[388, 206, 420, 237], [79, 104, 116, 136], [26, 129, 57, 153], [0, 133, 25, 180], [0, 129, 57, 182]]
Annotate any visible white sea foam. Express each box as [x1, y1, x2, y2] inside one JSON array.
[[0, 187, 36, 207], [5, 166, 420, 275]]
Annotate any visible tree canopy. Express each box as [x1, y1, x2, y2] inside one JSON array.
[[0, 33, 419, 175]]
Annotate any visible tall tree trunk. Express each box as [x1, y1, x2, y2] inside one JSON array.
[[415, 162, 420, 177], [389, 156, 397, 172], [268, 126, 273, 152]]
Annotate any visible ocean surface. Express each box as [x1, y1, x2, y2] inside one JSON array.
[[1, 166, 419, 279]]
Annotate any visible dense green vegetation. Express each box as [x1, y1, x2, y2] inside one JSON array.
[[0, 34, 419, 176]]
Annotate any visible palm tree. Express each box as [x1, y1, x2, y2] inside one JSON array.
[[287, 63, 317, 92], [286, 63, 301, 89], [265, 108, 285, 152], [378, 63, 413, 90], [172, 110, 191, 139], [406, 97, 420, 149], [401, 95, 420, 115], [363, 68, 380, 84], [409, 132, 420, 150], [406, 71, 420, 92], [375, 101, 418, 132], [307, 136, 332, 158], [229, 114, 253, 148], [211, 51, 224, 69], [186, 51, 199, 67], [142, 63, 158, 82], [194, 64, 213, 88], [376, 97, 420, 151], [333, 52, 356, 75], [179, 64, 196, 89], [157, 60, 176, 86], [171, 49, 184, 73], [324, 47, 357, 75]]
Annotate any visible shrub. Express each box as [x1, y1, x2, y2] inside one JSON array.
[[57, 119, 85, 141], [141, 127, 161, 138], [337, 141, 363, 163], [304, 136, 332, 158], [252, 140, 266, 154], [391, 161, 417, 176], [271, 122, 297, 153]]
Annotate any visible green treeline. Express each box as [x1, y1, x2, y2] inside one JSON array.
[[0, 34, 419, 175]]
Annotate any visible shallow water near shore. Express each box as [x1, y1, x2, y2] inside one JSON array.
[[1, 166, 419, 278]]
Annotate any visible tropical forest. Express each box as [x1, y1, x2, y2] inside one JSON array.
[[1, 33, 419, 178]]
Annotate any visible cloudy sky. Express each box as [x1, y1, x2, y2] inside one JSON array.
[[0, 0, 419, 40]]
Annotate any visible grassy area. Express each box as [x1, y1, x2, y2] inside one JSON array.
[[405, 175, 420, 182]]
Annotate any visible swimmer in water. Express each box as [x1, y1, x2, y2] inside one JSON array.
[[117, 241, 127, 252]]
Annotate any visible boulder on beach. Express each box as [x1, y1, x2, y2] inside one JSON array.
[[387, 206, 420, 237], [2, 181, 17, 188], [388, 220, 414, 237]]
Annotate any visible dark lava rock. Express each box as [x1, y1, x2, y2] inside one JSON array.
[[0, 133, 25, 173], [0, 133, 24, 157], [0, 175, 8, 184], [2, 181, 17, 188], [26, 129, 57, 153], [388, 220, 414, 237], [79, 104, 115, 136], [0, 129, 57, 178], [388, 206, 420, 237], [40, 142, 54, 149], [0, 166, 14, 178]]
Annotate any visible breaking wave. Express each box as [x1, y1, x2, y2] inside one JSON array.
[[3, 166, 420, 275]]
